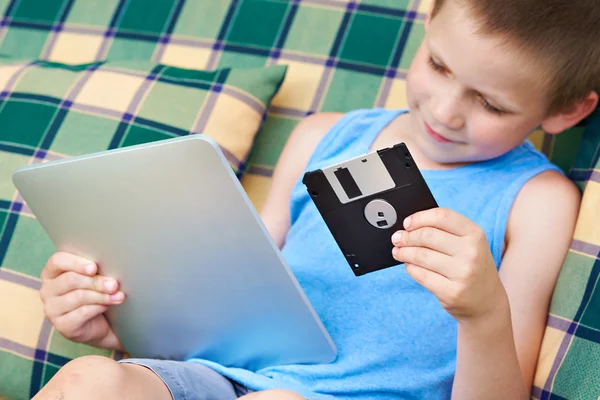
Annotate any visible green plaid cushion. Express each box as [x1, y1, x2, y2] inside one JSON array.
[[568, 107, 600, 190], [533, 108, 600, 400], [0, 58, 285, 400], [0, 59, 285, 174]]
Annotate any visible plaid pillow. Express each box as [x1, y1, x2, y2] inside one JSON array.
[[0, 59, 285, 400], [533, 108, 600, 399]]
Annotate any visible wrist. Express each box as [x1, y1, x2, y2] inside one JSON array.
[[459, 288, 511, 332]]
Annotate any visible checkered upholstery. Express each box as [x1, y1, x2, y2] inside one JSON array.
[[0, 1, 597, 399]]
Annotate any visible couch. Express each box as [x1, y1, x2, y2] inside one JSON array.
[[0, 1, 598, 399]]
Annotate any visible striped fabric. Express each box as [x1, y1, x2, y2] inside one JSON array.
[[0, 1, 597, 399]]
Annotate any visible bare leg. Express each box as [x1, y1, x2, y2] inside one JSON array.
[[32, 355, 172, 400], [239, 389, 306, 400]]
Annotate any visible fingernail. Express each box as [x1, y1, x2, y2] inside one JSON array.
[[392, 247, 399, 257], [403, 217, 412, 229], [392, 231, 402, 244], [110, 292, 124, 302], [104, 279, 117, 292], [85, 264, 96, 275]]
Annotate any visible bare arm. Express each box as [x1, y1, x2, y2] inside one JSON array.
[[259, 113, 343, 248], [451, 170, 581, 399]]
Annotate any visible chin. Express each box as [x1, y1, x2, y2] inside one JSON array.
[[425, 151, 467, 165], [418, 140, 494, 166], [415, 135, 464, 162]]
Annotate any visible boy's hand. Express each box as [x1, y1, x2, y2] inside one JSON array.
[[391, 208, 508, 322], [40, 252, 126, 351]]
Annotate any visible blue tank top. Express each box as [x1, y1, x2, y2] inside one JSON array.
[[189, 108, 563, 399]]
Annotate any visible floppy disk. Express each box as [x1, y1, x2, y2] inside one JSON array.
[[302, 143, 438, 276]]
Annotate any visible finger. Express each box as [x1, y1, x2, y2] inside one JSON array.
[[404, 208, 477, 237], [46, 289, 125, 317], [404, 263, 450, 295], [393, 246, 454, 278], [54, 304, 110, 339], [391, 227, 460, 256], [48, 272, 119, 297], [42, 252, 97, 280]]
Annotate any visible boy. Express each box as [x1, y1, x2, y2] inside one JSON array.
[[34, 0, 599, 399]]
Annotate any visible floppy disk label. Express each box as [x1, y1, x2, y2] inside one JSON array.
[[322, 151, 396, 204]]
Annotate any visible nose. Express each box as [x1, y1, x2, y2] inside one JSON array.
[[429, 86, 465, 130]]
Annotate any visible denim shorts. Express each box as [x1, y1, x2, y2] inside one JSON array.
[[120, 358, 254, 400]]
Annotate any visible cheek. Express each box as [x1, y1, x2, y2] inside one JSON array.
[[467, 116, 532, 152]]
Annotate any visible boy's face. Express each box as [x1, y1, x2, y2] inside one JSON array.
[[406, 0, 551, 164]]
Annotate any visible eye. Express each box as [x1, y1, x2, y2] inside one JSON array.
[[478, 96, 505, 115], [428, 57, 447, 74]]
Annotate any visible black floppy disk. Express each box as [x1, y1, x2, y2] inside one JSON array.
[[302, 143, 438, 276]]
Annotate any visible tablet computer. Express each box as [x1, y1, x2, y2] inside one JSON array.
[[12, 135, 336, 370]]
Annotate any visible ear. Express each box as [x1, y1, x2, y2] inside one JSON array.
[[542, 91, 599, 134], [425, 0, 440, 30], [426, 0, 446, 30], [425, 8, 433, 30]]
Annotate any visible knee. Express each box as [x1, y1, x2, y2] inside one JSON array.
[[266, 390, 305, 399], [50, 355, 126, 394], [240, 389, 306, 400]]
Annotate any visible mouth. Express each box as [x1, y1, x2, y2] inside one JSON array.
[[423, 121, 454, 144]]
